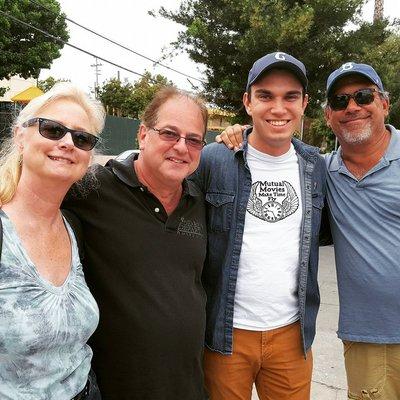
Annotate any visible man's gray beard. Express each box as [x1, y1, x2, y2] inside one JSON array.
[[340, 124, 373, 144]]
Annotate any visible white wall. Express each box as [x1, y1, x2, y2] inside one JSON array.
[[0, 76, 36, 101]]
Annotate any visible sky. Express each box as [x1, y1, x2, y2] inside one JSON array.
[[39, 0, 400, 94], [39, 0, 203, 93]]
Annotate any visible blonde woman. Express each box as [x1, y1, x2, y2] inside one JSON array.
[[0, 83, 104, 400]]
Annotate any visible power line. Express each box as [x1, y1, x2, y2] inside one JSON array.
[[27, 0, 206, 85], [0, 9, 159, 83]]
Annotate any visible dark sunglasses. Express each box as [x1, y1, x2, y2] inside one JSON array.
[[328, 88, 383, 111], [22, 117, 99, 151], [150, 127, 206, 150]]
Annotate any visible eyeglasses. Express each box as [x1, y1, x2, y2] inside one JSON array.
[[150, 127, 206, 150], [22, 117, 99, 151], [328, 88, 383, 111]]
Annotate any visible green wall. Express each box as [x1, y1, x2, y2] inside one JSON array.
[[99, 115, 140, 155]]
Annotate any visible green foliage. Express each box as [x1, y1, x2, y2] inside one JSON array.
[[306, 110, 336, 152], [97, 78, 134, 117], [0, 0, 68, 80], [158, 0, 400, 144], [97, 72, 172, 119], [130, 72, 171, 119], [38, 76, 70, 92], [0, 86, 9, 97], [375, 33, 400, 126]]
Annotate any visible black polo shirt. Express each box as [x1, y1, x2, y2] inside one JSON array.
[[63, 154, 207, 400]]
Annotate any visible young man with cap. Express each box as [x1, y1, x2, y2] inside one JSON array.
[[324, 62, 400, 399], [191, 52, 326, 400]]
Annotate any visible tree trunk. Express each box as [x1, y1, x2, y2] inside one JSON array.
[[373, 0, 384, 22]]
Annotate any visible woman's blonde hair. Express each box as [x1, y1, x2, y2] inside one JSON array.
[[0, 82, 105, 205]]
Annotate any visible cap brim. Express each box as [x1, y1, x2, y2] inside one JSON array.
[[247, 61, 308, 91], [327, 71, 379, 96]]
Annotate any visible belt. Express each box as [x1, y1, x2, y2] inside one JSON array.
[[72, 380, 90, 400]]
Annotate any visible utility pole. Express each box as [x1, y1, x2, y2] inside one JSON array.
[[373, 0, 384, 22], [91, 57, 102, 98]]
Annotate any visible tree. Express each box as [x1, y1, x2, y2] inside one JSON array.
[[157, 0, 400, 148], [130, 72, 171, 118], [97, 72, 172, 119], [0, 87, 8, 97], [97, 78, 135, 117], [38, 76, 70, 92], [0, 0, 69, 80]]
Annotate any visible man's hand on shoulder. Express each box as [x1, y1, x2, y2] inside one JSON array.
[[215, 124, 249, 151]]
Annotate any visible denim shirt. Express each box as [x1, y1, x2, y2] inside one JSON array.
[[191, 129, 327, 355]]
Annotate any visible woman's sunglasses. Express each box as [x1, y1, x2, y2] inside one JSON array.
[[22, 117, 99, 151], [328, 88, 383, 111]]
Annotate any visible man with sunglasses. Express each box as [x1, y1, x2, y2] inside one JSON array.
[[191, 52, 326, 400], [63, 87, 209, 400], [324, 62, 400, 399]]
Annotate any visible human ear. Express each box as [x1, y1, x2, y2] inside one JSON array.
[[138, 124, 148, 150], [243, 92, 252, 116], [14, 126, 25, 152]]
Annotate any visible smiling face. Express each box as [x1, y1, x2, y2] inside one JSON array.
[[243, 69, 308, 156], [17, 99, 93, 185], [325, 75, 389, 146], [138, 95, 206, 188]]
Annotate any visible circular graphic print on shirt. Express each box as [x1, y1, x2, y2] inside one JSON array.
[[247, 180, 299, 223]]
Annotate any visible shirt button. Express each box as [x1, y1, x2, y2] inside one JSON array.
[[140, 187, 144, 192], [154, 207, 160, 213]]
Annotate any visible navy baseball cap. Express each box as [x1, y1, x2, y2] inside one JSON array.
[[246, 52, 308, 91], [326, 62, 384, 96]]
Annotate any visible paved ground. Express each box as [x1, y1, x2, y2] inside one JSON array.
[[252, 245, 347, 400]]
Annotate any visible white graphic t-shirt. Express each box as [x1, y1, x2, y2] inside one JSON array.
[[233, 143, 302, 331]]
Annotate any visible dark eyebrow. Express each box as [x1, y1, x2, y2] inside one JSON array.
[[254, 89, 272, 96], [285, 90, 302, 96], [253, 89, 302, 96]]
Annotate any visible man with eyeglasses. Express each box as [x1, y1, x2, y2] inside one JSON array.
[[323, 62, 400, 399], [63, 86, 209, 400], [191, 52, 326, 400]]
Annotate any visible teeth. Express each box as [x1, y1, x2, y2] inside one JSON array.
[[168, 158, 185, 164], [49, 156, 72, 164], [268, 120, 288, 126]]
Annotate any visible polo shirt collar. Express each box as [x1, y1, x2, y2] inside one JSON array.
[[107, 153, 200, 197], [328, 149, 342, 172], [383, 125, 400, 162]]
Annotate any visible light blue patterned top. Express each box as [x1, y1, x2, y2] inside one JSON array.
[[0, 210, 99, 400]]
